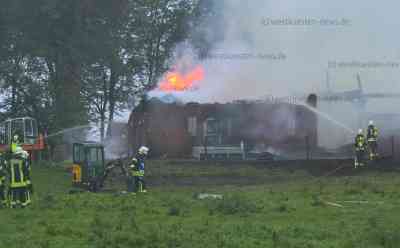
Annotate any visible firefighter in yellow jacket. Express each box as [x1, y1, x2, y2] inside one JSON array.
[[11, 134, 21, 153], [8, 147, 30, 208], [367, 120, 379, 160], [127, 146, 149, 194], [354, 129, 367, 168], [23, 153, 33, 196], [0, 153, 7, 207]]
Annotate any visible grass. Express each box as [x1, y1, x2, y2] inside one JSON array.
[[1, 160, 400, 247]]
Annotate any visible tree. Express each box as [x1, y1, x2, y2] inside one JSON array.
[[0, 0, 203, 147], [82, 0, 199, 140], [128, 0, 196, 90]]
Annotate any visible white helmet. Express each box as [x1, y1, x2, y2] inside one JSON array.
[[369, 120, 374, 125], [15, 147, 28, 159], [15, 146, 23, 153], [358, 129, 363, 134], [22, 151, 29, 159], [138, 146, 149, 155]]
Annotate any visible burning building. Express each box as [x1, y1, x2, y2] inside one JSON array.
[[127, 60, 318, 159], [127, 94, 318, 159]]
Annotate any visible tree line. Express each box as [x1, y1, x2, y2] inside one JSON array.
[[0, 0, 219, 141]]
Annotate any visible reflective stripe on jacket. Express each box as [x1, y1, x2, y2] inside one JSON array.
[[367, 126, 378, 140], [132, 170, 144, 177], [0, 163, 5, 186], [11, 142, 21, 153], [129, 155, 145, 177], [355, 134, 366, 150], [9, 159, 26, 188]]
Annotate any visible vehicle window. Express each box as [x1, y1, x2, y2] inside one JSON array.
[[5, 121, 10, 144], [24, 119, 33, 137], [80, 146, 85, 163], [0, 124, 5, 144], [24, 118, 38, 137], [32, 120, 38, 137], [88, 148, 98, 162], [73, 145, 80, 163], [97, 148, 103, 162], [11, 119, 24, 142]]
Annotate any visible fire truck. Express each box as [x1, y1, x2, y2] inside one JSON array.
[[0, 117, 45, 158]]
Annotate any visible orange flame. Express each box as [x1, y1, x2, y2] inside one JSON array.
[[159, 66, 204, 92]]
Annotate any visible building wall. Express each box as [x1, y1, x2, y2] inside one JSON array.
[[128, 101, 192, 158], [128, 99, 318, 158]]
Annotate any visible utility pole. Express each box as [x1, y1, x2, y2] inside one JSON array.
[[326, 70, 332, 95], [305, 135, 310, 160], [356, 73, 367, 128]]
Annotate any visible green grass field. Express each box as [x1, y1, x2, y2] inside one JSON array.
[[1, 161, 400, 248]]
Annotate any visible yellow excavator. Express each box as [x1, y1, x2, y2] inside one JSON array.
[[71, 142, 127, 192]]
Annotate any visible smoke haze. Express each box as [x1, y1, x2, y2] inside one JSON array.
[[149, 0, 400, 148]]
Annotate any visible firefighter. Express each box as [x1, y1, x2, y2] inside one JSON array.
[[367, 120, 378, 160], [127, 146, 149, 194], [8, 147, 30, 208], [10, 133, 33, 201], [0, 153, 7, 207], [23, 151, 33, 197], [11, 133, 21, 153], [354, 129, 367, 168]]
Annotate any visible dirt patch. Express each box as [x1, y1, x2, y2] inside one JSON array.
[[146, 175, 271, 187], [102, 158, 400, 188]]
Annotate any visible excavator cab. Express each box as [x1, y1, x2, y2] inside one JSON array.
[[1, 117, 38, 145], [72, 142, 105, 192], [0, 117, 45, 161]]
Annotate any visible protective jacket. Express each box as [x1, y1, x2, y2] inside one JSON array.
[[129, 154, 145, 177], [8, 157, 26, 188], [0, 155, 6, 206], [23, 159, 33, 194], [367, 125, 378, 141], [0, 158, 5, 186], [355, 134, 366, 151], [11, 141, 21, 154]]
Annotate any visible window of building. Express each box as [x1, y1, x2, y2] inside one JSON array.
[[204, 118, 219, 145], [187, 117, 197, 136], [226, 118, 232, 137], [289, 118, 296, 136], [206, 118, 218, 135]]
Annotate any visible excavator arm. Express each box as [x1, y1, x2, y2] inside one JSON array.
[[99, 158, 129, 188]]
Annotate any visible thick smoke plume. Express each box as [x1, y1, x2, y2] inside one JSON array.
[[149, 0, 400, 149]]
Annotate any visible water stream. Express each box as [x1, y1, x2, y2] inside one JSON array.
[[45, 125, 95, 139], [300, 102, 355, 134]]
